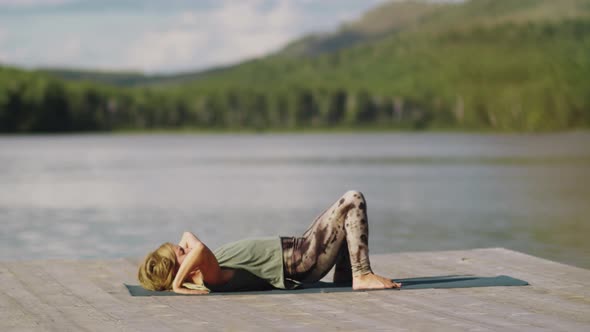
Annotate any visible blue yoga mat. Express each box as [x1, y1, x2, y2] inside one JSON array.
[[125, 275, 529, 296]]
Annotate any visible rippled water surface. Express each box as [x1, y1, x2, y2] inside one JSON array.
[[1, 132, 589, 268]]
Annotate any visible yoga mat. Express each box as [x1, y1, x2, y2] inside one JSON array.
[[125, 275, 529, 297]]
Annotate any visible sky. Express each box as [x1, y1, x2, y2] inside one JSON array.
[[0, 0, 392, 73]]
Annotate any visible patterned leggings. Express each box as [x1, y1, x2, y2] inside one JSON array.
[[281, 190, 373, 283]]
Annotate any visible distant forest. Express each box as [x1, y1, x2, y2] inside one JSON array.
[[1, 0, 590, 132]]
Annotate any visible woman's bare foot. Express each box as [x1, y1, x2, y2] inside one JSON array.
[[353, 273, 402, 290]]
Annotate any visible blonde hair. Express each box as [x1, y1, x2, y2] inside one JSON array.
[[138, 242, 178, 291]]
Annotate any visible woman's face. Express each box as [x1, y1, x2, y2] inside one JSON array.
[[172, 244, 190, 266]]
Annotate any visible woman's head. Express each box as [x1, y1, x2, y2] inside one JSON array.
[[138, 242, 179, 291]]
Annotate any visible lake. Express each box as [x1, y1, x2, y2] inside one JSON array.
[[1, 132, 589, 269]]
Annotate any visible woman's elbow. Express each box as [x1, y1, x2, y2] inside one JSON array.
[[191, 239, 205, 249], [183, 232, 202, 245]]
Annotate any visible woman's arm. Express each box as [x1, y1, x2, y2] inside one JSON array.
[[171, 233, 223, 294]]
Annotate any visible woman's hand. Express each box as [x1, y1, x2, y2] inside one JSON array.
[[171, 270, 210, 295], [172, 287, 209, 295], [189, 270, 205, 285]]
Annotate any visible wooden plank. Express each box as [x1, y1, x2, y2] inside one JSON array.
[[0, 265, 43, 331], [0, 261, 83, 331], [1, 248, 589, 331]]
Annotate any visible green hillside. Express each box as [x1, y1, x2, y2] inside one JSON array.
[[175, 17, 590, 131], [1, 0, 590, 132], [279, 0, 448, 57], [279, 0, 590, 57]]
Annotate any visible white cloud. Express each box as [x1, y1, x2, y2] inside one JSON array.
[[52, 36, 82, 62], [0, 0, 75, 7], [0, 0, 387, 73], [125, 0, 302, 72], [125, 28, 209, 73]]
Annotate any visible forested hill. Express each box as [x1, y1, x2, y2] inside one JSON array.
[[1, 0, 590, 133], [277, 0, 446, 58], [280, 0, 590, 57], [40, 65, 232, 87]]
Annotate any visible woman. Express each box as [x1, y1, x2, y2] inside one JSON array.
[[138, 190, 401, 294]]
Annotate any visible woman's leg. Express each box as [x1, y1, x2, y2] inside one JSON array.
[[282, 190, 401, 289], [332, 240, 353, 283], [282, 190, 369, 282]]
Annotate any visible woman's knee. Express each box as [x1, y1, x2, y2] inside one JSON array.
[[341, 190, 366, 206]]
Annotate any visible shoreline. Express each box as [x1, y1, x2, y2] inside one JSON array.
[[0, 128, 589, 137]]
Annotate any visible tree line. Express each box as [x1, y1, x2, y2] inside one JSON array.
[[0, 74, 451, 132]]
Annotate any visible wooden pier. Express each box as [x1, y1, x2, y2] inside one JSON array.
[[1, 248, 589, 331]]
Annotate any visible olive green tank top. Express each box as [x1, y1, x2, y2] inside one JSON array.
[[213, 237, 287, 289]]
